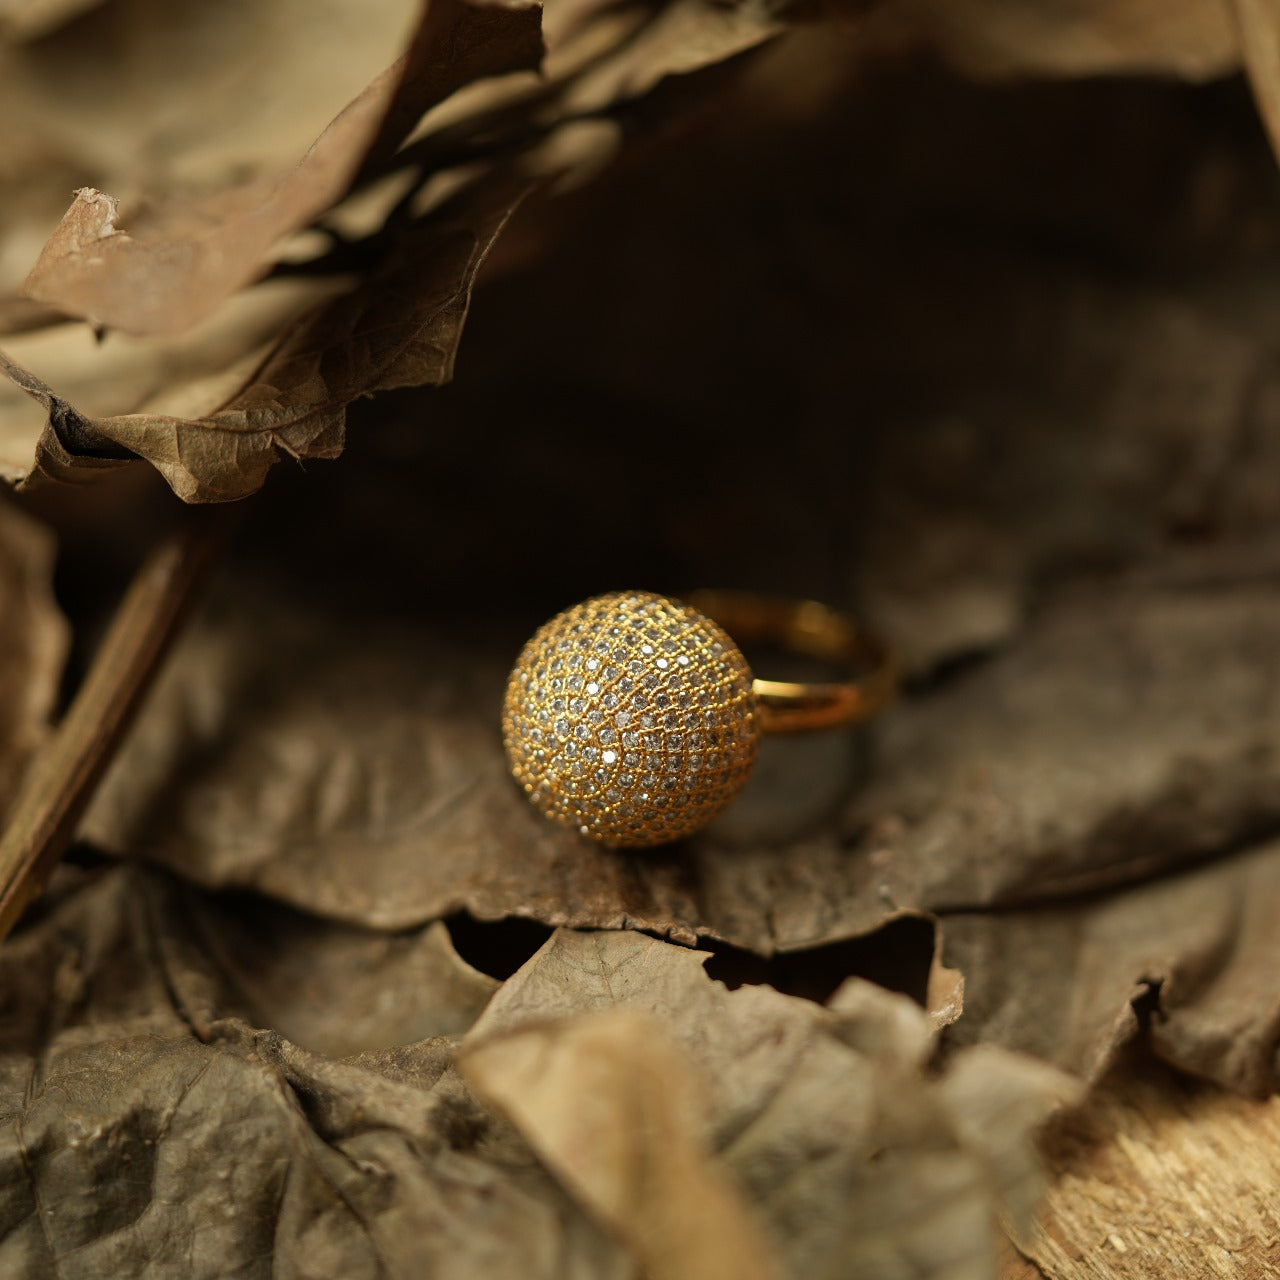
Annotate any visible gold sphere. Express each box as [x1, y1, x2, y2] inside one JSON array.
[[503, 591, 760, 847]]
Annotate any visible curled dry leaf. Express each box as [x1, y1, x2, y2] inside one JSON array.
[[0, 865, 631, 1280], [466, 929, 1076, 1280], [0, 0, 808, 502], [0, 0, 422, 295], [4, 179, 525, 501], [0, 496, 67, 819], [157, 882, 499, 1058], [462, 1008, 788, 1280], [941, 836, 1280, 1097], [79, 568, 1280, 952], [19, 0, 544, 338], [0, 865, 1066, 1278]]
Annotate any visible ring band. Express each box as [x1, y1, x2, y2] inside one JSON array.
[[503, 590, 897, 849], [684, 589, 898, 735]]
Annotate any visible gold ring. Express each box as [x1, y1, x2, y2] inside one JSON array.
[[502, 590, 897, 849]]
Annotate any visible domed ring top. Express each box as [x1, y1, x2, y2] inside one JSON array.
[[503, 590, 896, 849]]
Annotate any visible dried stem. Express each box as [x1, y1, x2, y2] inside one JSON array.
[[0, 508, 231, 940]]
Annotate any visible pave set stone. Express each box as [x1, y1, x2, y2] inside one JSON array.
[[503, 591, 760, 847]]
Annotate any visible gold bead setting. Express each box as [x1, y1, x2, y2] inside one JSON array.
[[503, 592, 760, 847]]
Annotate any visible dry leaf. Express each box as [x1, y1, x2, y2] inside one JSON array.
[[0, 865, 632, 1278], [468, 928, 1075, 1280], [0, 495, 67, 817], [0, 277, 342, 486], [0, 864, 1066, 1278], [163, 886, 499, 1058], [941, 837, 1280, 1097], [19, 0, 544, 337], [462, 1008, 787, 1280], [0, 0, 422, 295], [77, 562, 1280, 957], [5, 179, 524, 501]]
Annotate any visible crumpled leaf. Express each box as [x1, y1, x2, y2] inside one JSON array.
[[0, 865, 632, 1278], [0, 0, 808, 502], [941, 836, 1280, 1097], [0, 864, 1068, 1279], [5, 179, 524, 501], [465, 929, 1077, 1280], [0, 495, 67, 817], [0, 276, 342, 487], [0, 0, 422, 296], [462, 1008, 787, 1280], [79, 566, 1280, 957], [163, 883, 499, 1058], [19, 0, 544, 337]]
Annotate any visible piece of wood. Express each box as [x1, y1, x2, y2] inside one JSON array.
[[1009, 1059, 1280, 1279], [0, 507, 228, 939]]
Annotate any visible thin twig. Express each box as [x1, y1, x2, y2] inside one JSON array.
[[0, 507, 232, 940]]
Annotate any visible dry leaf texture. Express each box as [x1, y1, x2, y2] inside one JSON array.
[[2, 14, 1280, 1280], [0, 0, 795, 503], [58, 54, 1280, 1108], [0, 868, 1066, 1278]]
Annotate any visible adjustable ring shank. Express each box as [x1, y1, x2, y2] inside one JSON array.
[[686, 590, 898, 735]]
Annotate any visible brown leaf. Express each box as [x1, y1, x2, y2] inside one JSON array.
[[19, 0, 544, 338], [0, 862, 1066, 1278], [156, 882, 499, 1058], [467, 928, 1075, 1280], [4, 179, 524, 501], [77, 560, 1280, 958], [462, 1008, 787, 1280], [941, 837, 1280, 1097], [0, 0, 423, 298], [0, 865, 632, 1277], [0, 497, 66, 819]]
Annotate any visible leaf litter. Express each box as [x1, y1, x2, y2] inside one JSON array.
[[2, 1, 1280, 1277]]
